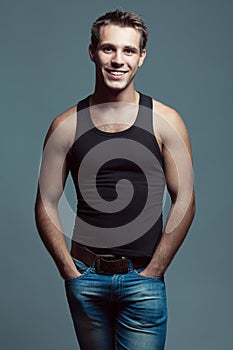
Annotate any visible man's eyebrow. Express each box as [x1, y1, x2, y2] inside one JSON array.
[[99, 43, 138, 51], [124, 45, 138, 51], [99, 42, 115, 48]]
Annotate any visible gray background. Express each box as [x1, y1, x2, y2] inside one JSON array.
[[1, 0, 232, 349]]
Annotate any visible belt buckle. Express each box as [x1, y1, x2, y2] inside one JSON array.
[[95, 256, 128, 274]]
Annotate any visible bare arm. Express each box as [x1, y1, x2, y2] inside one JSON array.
[[34, 107, 81, 279], [141, 106, 196, 277]]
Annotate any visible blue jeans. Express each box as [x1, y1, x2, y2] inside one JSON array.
[[64, 257, 167, 350]]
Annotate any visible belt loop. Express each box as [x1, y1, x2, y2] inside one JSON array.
[[127, 258, 134, 271], [91, 258, 96, 268]]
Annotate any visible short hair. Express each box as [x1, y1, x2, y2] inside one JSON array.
[[91, 9, 148, 54]]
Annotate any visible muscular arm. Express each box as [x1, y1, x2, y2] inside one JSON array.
[[142, 106, 196, 277], [34, 107, 81, 279]]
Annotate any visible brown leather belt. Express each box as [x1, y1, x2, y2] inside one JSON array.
[[71, 244, 151, 274]]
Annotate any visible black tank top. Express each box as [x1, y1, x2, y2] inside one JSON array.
[[69, 92, 165, 257]]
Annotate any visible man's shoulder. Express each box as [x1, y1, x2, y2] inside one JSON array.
[[152, 98, 180, 120], [44, 104, 77, 148], [152, 97, 186, 129], [50, 105, 77, 131], [151, 97, 189, 145]]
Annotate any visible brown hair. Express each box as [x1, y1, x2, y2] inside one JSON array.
[[91, 9, 148, 54]]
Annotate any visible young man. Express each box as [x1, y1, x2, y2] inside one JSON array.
[[35, 9, 195, 350]]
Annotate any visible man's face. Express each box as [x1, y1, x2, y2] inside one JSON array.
[[89, 25, 146, 92]]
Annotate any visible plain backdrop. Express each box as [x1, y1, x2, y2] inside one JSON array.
[[1, 0, 232, 349]]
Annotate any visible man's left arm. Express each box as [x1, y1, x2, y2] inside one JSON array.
[[141, 108, 196, 277]]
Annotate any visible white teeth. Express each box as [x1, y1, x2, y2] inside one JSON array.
[[109, 71, 124, 76]]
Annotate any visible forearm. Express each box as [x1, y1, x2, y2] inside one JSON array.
[[34, 195, 79, 279], [144, 193, 195, 277]]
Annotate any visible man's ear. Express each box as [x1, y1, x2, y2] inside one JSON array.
[[138, 49, 146, 67], [89, 44, 95, 62]]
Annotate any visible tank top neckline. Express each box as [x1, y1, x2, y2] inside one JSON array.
[[86, 92, 143, 137]]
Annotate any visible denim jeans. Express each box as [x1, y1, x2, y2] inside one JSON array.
[[64, 257, 167, 350]]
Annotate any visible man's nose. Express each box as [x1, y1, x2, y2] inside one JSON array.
[[111, 50, 124, 66]]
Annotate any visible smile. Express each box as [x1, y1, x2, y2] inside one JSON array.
[[105, 69, 128, 77]]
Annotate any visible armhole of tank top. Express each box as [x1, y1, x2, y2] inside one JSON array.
[[71, 97, 89, 146], [141, 94, 164, 166], [66, 105, 75, 167], [68, 100, 81, 161], [150, 98, 163, 165]]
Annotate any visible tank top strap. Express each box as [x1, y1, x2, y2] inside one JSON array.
[[74, 95, 91, 139], [134, 92, 154, 135], [77, 95, 90, 112]]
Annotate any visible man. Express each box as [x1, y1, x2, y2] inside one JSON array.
[[35, 9, 195, 350]]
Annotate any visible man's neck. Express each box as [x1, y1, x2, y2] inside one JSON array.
[[90, 86, 139, 106]]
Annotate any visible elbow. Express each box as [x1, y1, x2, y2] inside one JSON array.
[[34, 190, 42, 220], [191, 202, 196, 221], [190, 193, 196, 221], [34, 197, 42, 230], [34, 190, 47, 228]]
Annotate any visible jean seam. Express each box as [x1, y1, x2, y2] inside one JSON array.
[[133, 269, 164, 282], [65, 266, 92, 282]]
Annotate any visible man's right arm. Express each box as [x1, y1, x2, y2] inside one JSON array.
[[34, 107, 81, 280]]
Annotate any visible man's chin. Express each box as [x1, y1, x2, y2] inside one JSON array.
[[105, 80, 127, 92]]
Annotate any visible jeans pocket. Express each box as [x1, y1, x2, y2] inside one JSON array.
[[64, 258, 92, 282], [133, 268, 164, 282]]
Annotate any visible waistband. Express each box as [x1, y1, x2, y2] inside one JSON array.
[[71, 244, 151, 274]]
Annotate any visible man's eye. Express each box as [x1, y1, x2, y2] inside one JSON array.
[[103, 47, 113, 52], [125, 49, 135, 55]]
